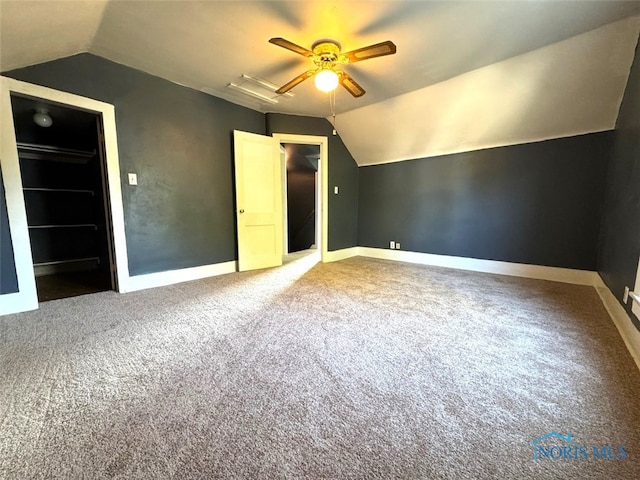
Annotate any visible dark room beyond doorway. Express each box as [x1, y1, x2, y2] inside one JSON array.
[[284, 143, 320, 254]]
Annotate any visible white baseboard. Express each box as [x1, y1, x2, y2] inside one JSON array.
[[357, 247, 601, 286], [120, 261, 237, 293], [119, 246, 358, 293], [595, 285, 640, 371], [324, 247, 359, 263], [119, 246, 361, 294]]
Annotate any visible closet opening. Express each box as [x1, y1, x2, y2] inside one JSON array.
[[10, 94, 116, 302]]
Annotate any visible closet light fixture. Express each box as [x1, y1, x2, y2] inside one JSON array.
[[33, 108, 53, 128], [314, 69, 339, 93]]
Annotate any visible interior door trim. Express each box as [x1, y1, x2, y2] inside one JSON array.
[[272, 133, 328, 263], [0, 76, 130, 314]]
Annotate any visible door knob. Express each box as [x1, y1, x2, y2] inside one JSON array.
[[239, 209, 245, 214]]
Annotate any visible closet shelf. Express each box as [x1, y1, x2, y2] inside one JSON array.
[[28, 224, 98, 230], [34, 257, 100, 268], [23, 187, 95, 196], [17, 142, 96, 164]]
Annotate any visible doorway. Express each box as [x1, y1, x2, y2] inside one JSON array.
[[10, 95, 115, 301], [273, 133, 328, 262], [283, 143, 320, 254], [233, 131, 327, 271], [1, 76, 129, 315]]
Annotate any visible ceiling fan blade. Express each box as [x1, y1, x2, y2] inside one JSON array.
[[269, 37, 314, 57], [275, 70, 318, 94], [337, 71, 366, 98], [343, 40, 396, 63]]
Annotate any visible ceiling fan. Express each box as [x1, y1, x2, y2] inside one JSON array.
[[269, 37, 397, 98]]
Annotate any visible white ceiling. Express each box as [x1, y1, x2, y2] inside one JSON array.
[[2, 1, 640, 165]]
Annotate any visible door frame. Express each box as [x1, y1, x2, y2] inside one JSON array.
[[273, 133, 328, 263], [0, 76, 129, 315], [633, 256, 640, 318], [281, 143, 321, 255]]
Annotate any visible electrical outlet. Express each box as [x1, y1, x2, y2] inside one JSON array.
[[624, 286, 630, 304], [389, 241, 395, 249], [395, 243, 401, 249]]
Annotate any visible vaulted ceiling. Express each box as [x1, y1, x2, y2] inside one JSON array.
[[2, 1, 640, 165]]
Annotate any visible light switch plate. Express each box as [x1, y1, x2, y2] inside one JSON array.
[[334, 186, 339, 194], [128, 173, 137, 185]]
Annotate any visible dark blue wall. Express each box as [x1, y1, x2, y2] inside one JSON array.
[[0, 169, 18, 294], [599, 35, 640, 326], [358, 133, 612, 270], [266, 114, 359, 251], [4, 54, 265, 275]]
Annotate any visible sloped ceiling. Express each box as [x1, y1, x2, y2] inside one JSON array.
[[1, 1, 640, 166], [0, 0, 108, 69], [338, 16, 640, 165]]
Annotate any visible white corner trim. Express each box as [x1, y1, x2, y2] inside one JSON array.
[[324, 247, 360, 263], [356, 247, 602, 286], [0, 77, 38, 316], [595, 285, 640, 372], [0, 292, 38, 316], [632, 257, 640, 318], [120, 261, 237, 293]]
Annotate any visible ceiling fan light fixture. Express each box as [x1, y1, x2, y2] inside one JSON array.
[[269, 37, 395, 97], [315, 69, 339, 93]]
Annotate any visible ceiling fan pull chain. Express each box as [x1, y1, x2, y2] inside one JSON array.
[[329, 90, 337, 136]]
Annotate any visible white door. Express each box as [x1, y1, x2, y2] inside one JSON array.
[[233, 130, 283, 271]]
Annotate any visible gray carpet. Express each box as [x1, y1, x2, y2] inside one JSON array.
[[1, 254, 639, 479]]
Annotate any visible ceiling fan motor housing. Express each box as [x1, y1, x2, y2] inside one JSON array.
[[312, 41, 347, 67]]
